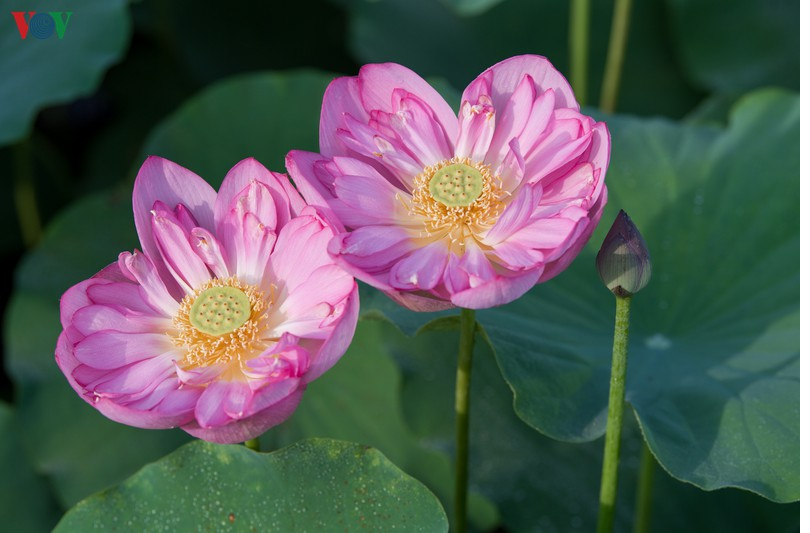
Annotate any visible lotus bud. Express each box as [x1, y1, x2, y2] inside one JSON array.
[[596, 210, 651, 297]]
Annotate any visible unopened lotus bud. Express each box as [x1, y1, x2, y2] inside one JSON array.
[[596, 210, 651, 297]]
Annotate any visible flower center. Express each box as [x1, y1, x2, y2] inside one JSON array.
[[189, 286, 251, 336], [428, 163, 484, 207], [171, 277, 271, 370], [409, 157, 506, 250]]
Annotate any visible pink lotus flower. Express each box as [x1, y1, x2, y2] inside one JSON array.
[[56, 157, 359, 444], [287, 55, 609, 310]]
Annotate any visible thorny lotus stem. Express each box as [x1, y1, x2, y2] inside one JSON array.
[[12, 138, 42, 248], [244, 438, 261, 452], [569, 0, 591, 104], [454, 308, 476, 532], [632, 441, 656, 533], [597, 294, 632, 533], [599, 0, 634, 113]]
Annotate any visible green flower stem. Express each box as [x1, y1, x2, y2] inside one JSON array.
[[454, 308, 476, 532], [597, 294, 632, 533], [632, 442, 656, 533], [12, 138, 42, 248], [569, 0, 591, 104], [244, 438, 261, 452], [599, 0, 634, 113]]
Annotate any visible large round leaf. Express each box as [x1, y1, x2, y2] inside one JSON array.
[[55, 439, 449, 531], [0, 0, 131, 145], [138, 70, 332, 182], [666, 0, 799, 93], [385, 322, 799, 531], [477, 89, 798, 502]]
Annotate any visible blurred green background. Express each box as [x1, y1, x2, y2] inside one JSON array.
[[0, 0, 798, 531]]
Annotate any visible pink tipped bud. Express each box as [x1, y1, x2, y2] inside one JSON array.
[[596, 210, 651, 297]]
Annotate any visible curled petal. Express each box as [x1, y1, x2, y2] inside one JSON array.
[[183, 388, 304, 444], [355, 62, 459, 140], [151, 204, 211, 292], [118, 251, 180, 316], [133, 157, 216, 290], [450, 267, 541, 309], [215, 157, 306, 232], [389, 240, 449, 291], [478, 54, 579, 112], [456, 95, 496, 162]]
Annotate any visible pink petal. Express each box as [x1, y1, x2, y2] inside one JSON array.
[[485, 74, 536, 163], [60, 279, 98, 329], [489, 241, 545, 269], [189, 227, 230, 279], [86, 280, 157, 316], [338, 114, 423, 185], [524, 112, 593, 182], [319, 76, 368, 157], [537, 163, 596, 207], [93, 392, 195, 430], [503, 215, 581, 252], [285, 150, 338, 210], [227, 210, 277, 287], [385, 89, 454, 165], [175, 362, 227, 387], [356, 63, 458, 141], [454, 242, 496, 288], [193, 380, 241, 428], [245, 378, 302, 416], [384, 290, 457, 312], [303, 288, 359, 382], [73, 354, 177, 398], [450, 268, 541, 309], [493, 139, 526, 193], [330, 226, 422, 289], [118, 251, 180, 316], [482, 183, 543, 245], [132, 157, 216, 290], [514, 88, 556, 157], [459, 69, 493, 109], [74, 331, 173, 369], [151, 206, 212, 292], [72, 304, 169, 336], [455, 95, 496, 162], [389, 240, 450, 291], [587, 121, 611, 186], [276, 265, 356, 338], [267, 213, 334, 295], [182, 387, 304, 444], [152, 384, 202, 417], [331, 171, 410, 228], [215, 160, 306, 282], [222, 380, 253, 419], [539, 193, 607, 283], [244, 340, 310, 381], [477, 54, 579, 113], [215, 158, 306, 231]]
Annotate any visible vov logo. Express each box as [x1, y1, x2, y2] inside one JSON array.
[[11, 11, 73, 40]]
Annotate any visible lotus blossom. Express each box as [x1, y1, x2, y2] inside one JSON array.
[[56, 157, 359, 444], [287, 55, 609, 310]]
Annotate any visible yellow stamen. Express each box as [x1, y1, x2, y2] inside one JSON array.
[[171, 277, 273, 370], [409, 157, 507, 252]]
